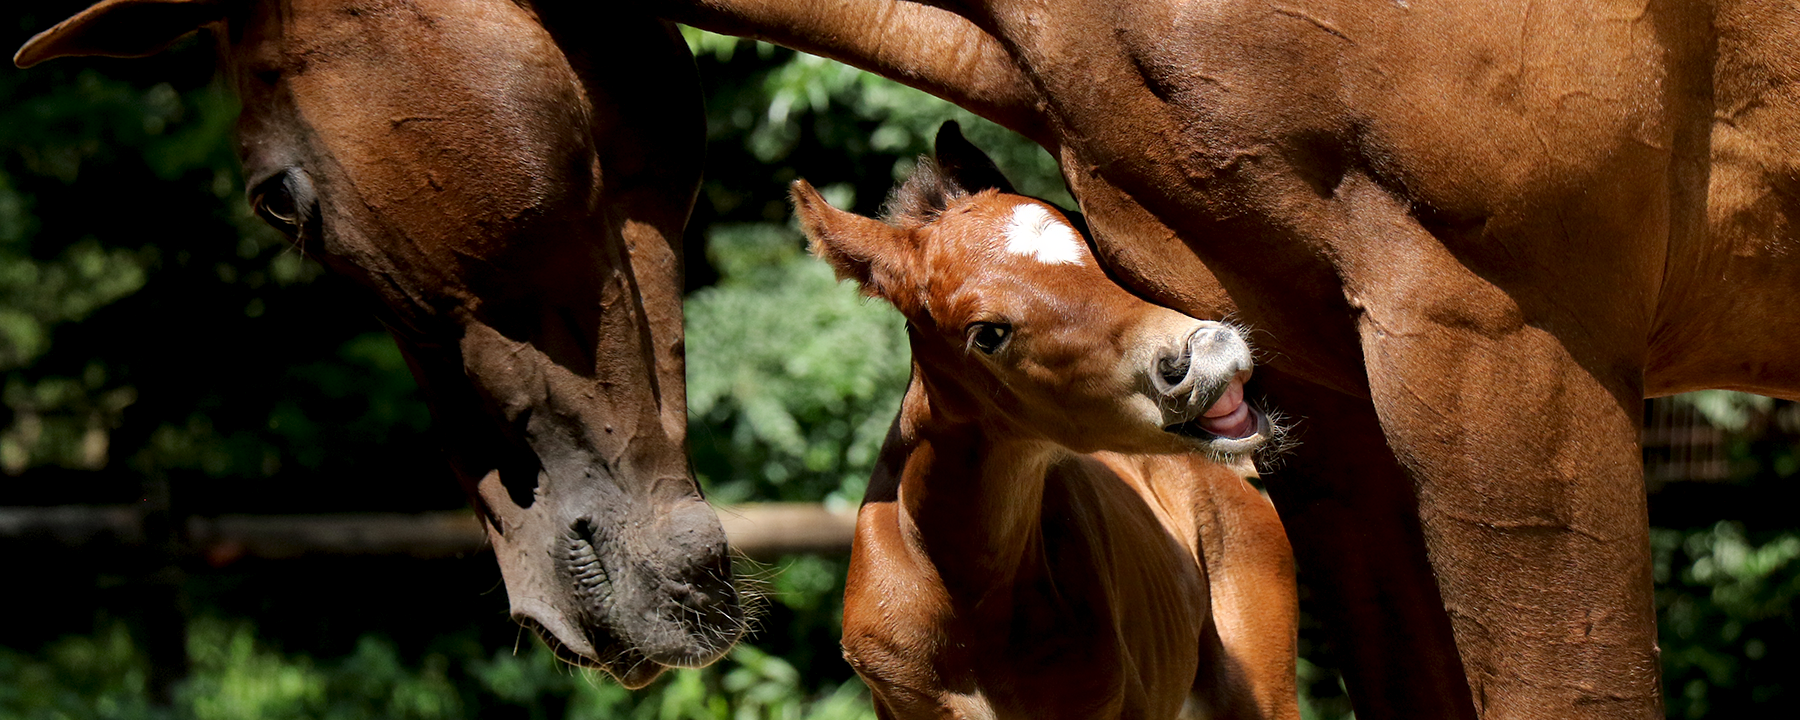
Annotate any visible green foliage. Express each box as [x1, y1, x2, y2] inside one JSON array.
[[0, 622, 160, 720], [1295, 658, 1354, 720], [0, 68, 218, 474], [1647, 392, 1800, 718], [685, 224, 907, 508], [0, 619, 878, 720], [1680, 391, 1777, 434], [1655, 523, 1800, 718], [682, 30, 1069, 216]]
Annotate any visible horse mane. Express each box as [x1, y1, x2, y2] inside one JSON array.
[[881, 156, 967, 230]]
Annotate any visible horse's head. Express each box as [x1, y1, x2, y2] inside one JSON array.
[[17, 0, 741, 685], [793, 124, 1269, 459]]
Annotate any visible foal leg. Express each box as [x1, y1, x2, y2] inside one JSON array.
[[1190, 458, 1300, 720]]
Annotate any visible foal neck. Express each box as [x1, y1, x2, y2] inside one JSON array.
[[893, 379, 1068, 601]]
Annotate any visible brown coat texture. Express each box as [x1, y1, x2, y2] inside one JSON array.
[[663, 2, 1800, 718], [795, 145, 1299, 719]]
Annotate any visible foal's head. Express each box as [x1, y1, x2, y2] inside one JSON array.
[[793, 127, 1268, 459]]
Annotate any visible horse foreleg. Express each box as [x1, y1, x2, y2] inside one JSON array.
[[1359, 313, 1660, 719]]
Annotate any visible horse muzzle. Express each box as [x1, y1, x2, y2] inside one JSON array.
[[480, 464, 744, 688]]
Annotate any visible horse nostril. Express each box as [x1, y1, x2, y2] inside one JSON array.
[[1157, 352, 1191, 389], [564, 517, 615, 612]]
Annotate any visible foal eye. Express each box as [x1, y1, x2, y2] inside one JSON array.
[[966, 322, 1012, 354]]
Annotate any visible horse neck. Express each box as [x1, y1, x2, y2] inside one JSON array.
[[645, 0, 1049, 143], [892, 375, 1063, 603]]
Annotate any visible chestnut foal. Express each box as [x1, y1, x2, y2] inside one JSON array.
[[792, 135, 1299, 720]]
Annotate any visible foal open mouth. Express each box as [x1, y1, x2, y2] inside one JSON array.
[[1164, 378, 1267, 449]]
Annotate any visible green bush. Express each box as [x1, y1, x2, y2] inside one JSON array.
[[1655, 523, 1800, 718], [685, 223, 907, 510], [0, 619, 878, 720]]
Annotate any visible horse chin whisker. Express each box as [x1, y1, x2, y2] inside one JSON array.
[[1247, 403, 1296, 472], [720, 550, 774, 640]]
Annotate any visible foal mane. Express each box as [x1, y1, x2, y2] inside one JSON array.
[[881, 157, 968, 230]]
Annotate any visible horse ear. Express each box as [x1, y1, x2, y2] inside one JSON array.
[[15, 0, 228, 69], [791, 179, 912, 299], [933, 121, 1015, 195]]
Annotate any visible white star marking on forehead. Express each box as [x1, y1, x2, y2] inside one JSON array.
[[1003, 203, 1085, 265]]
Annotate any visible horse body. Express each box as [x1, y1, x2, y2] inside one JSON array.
[[16, 0, 739, 685], [663, 1, 1800, 716], [795, 132, 1298, 720], [988, 6, 1687, 717], [1653, 0, 1800, 397]]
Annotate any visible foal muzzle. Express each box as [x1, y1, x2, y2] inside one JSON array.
[[1152, 323, 1265, 448]]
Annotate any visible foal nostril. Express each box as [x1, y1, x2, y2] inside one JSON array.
[[1156, 352, 1191, 389], [1191, 325, 1233, 347]]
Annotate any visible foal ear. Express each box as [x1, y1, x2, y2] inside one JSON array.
[[15, 0, 228, 69], [933, 121, 1015, 195], [791, 179, 911, 298]]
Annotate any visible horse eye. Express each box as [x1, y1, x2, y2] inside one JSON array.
[[252, 182, 298, 236], [966, 322, 1011, 354], [250, 170, 314, 240]]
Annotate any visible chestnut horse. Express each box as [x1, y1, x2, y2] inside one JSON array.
[[794, 128, 1299, 720], [15, 0, 740, 686], [645, 3, 1800, 717], [28, 0, 1800, 714]]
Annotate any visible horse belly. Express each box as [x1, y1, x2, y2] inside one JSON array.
[[1649, 0, 1800, 398], [998, 0, 1696, 390]]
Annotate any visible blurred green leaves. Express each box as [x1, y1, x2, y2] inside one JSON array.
[[685, 224, 907, 509], [1655, 523, 1800, 718], [0, 618, 878, 720], [0, 622, 157, 720], [683, 28, 1067, 241]]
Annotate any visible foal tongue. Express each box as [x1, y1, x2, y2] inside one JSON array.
[[1202, 379, 1244, 419], [1197, 380, 1255, 438]]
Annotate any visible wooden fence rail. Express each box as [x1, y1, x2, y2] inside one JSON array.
[[0, 503, 857, 562]]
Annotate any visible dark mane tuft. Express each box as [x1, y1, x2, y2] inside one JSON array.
[[881, 157, 967, 229]]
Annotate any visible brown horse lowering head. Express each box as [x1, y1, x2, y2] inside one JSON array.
[[17, 0, 741, 685], [792, 126, 1270, 460]]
